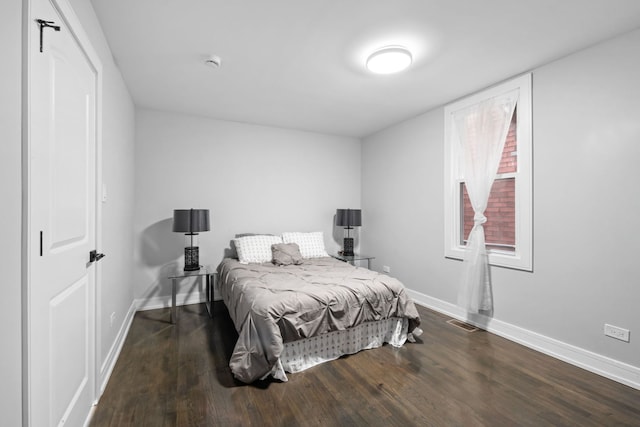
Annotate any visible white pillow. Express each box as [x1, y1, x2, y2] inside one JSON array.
[[281, 232, 329, 259], [234, 235, 283, 264]]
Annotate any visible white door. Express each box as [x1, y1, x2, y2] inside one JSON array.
[[28, 0, 100, 425]]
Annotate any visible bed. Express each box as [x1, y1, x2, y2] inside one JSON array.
[[217, 232, 422, 383]]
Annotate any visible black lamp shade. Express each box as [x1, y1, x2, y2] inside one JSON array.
[[173, 209, 210, 234], [336, 209, 362, 228]]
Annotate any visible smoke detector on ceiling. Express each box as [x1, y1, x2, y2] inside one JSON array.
[[205, 55, 222, 68]]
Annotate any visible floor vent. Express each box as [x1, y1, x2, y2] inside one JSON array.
[[447, 319, 479, 332]]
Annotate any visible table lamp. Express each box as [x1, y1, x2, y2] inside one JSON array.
[[336, 209, 361, 256], [173, 209, 210, 271]]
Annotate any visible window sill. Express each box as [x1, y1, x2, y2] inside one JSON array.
[[445, 246, 532, 272]]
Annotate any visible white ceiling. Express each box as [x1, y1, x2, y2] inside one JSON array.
[[90, 0, 640, 138]]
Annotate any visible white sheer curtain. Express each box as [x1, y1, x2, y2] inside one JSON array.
[[454, 93, 517, 313]]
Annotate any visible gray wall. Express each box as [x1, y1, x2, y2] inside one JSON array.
[[362, 28, 640, 370], [134, 109, 361, 302], [0, 0, 24, 424]]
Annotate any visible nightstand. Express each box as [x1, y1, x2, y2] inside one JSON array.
[[330, 253, 375, 269], [167, 267, 215, 324]]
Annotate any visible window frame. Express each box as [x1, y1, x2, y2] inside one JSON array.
[[444, 73, 532, 271]]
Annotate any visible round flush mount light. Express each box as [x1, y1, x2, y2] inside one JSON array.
[[204, 55, 222, 68], [366, 46, 412, 74]]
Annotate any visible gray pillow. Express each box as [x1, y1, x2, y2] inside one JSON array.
[[271, 243, 303, 266]]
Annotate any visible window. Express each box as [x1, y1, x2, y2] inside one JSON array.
[[444, 74, 532, 271]]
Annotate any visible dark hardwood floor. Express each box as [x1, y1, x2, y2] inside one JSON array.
[[90, 302, 640, 426]]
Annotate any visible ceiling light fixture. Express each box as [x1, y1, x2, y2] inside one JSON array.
[[366, 46, 412, 74]]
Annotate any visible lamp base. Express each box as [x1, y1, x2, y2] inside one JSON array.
[[342, 238, 354, 257], [184, 246, 200, 271]]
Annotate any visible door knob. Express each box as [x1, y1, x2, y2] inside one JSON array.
[[89, 250, 106, 263]]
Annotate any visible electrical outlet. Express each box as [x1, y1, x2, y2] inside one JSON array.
[[110, 312, 116, 327], [383, 265, 391, 273], [604, 324, 630, 342]]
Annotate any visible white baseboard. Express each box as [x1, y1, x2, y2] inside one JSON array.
[[98, 300, 137, 395], [407, 289, 640, 391]]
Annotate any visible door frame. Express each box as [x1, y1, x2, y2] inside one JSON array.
[[23, 0, 103, 424]]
